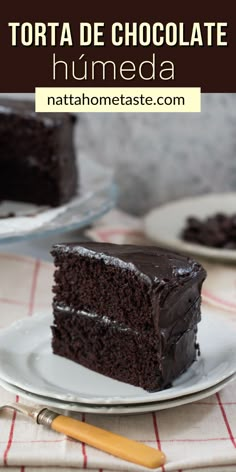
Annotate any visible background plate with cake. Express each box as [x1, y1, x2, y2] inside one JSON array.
[[145, 193, 236, 262]]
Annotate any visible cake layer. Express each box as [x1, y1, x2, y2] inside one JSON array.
[[0, 99, 78, 206], [52, 243, 206, 333], [51, 242, 206, 391], [53, 296, 201, 352], [52, 306, 198, 391]]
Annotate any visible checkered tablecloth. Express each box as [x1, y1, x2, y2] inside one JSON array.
[[0, 210, 236, 472]]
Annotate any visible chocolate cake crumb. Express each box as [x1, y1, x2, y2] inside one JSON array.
[[51, 242, 206, 392], [0, 99, 78, 207], [182, 213, 236, 249]]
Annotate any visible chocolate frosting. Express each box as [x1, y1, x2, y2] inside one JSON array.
[[52, 242, 206, 391], [53, 242, 206, 288]]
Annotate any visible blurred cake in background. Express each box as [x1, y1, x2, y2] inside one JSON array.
[[182, 213, 236, 249], [0, 99, 78, 207]]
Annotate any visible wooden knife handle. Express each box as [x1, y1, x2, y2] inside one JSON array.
[[51, 414, 166, 469]]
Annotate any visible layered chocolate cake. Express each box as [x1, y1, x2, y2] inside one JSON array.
[[51, 243, 206, 391], [0, 99, 78, 206]]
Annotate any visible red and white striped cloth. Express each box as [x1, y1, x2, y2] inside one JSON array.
[[0, 210, 236, 472]]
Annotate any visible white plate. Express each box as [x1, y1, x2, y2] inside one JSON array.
[[0, 374, 234, 415], [0, 157, 117, 244], [0, 307, 235, 405], [144, 193, 236, 261]]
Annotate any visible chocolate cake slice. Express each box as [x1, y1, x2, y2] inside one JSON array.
[[0, 99, 78, 206], [51, 243, 206, 391]]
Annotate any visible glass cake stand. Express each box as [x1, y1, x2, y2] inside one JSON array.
[[0, 158, 118, 245]]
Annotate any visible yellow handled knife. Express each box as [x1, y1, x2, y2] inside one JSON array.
[[1, 402, 166, 469]]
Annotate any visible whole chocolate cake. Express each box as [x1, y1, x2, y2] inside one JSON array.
[[51, 243, 206, 391], [0, 99, 78, 206]]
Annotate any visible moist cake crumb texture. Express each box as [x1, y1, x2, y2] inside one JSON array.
[[51, 242, 206, 391]]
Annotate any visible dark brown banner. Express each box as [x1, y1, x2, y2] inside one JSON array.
[[0, 1, 235, 92]]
